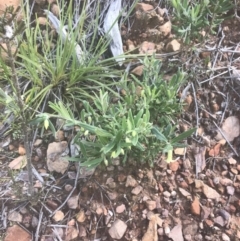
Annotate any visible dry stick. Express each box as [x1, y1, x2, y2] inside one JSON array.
[[35, 207, 43, 241], [2, 204, 7, 229], [191, 83, 199, 136], [30, 94, 48, 184], [198, 47, 240, 53], [198, 107, 217, 120], [49, 164, 80, 217], [6, 41, 34, 196], [211, 30, 225, 71], [200, 70, 229, 84], [213, 121, 239, 156], [220, 93, 229, 125], [52, 227, 63, 241], [94, 214, 103, 240]]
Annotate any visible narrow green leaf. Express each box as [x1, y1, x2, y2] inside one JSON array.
[[134, 109, 144, 126], [80, 157, 103, 168], [128, 109, 135, 129], [151, 126, 168, 142], [132, 133, 138, 146], [135, 142, 145, 151], [171, 128, 196, 144], [101, 131, 122, 154], [79, 142, 87, 156], [95, 128, 113, 138]]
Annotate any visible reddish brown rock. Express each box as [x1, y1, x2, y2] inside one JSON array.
[[178, 181, 189, 189], [46, 199, 59, 210], [199, 51, 211, 59], [169, 161, 179, 172], [205, 219, 214, 227], [131, 65, 144, 76], [191, 197, 200, 216], [118, 174, 127, 182], [158, 183, 164, 193], [4, 225, 32, 241], [229, 204, 236, 214]]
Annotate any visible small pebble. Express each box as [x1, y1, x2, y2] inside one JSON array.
[[164, 197, 170, 202], [184, 234, 192, 241], [195, 234, 203, 241], [213, 177, 220, 185], [204, 235, 212, 241], [205, 219, 214, 227], [161, 209, 169, 218], [230, 168, 238, 175], [226, 186, 235, 196], [171, 190, 177, 197], [222, 233, 230, 241], [107, 166, 114, 171], [163, 191, 171, 198], [214, 216, 225, 227], [65, 184, 73, 192], [218, 209, 231, 221], [158, 227, 164, 236], [164, 225, 170, 235]]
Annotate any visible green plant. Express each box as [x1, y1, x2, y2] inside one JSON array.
[[15, 0, 133, 115], [32, 56, 195, 168], [170, 0, 233, 43], [119, 55, 185, 125]]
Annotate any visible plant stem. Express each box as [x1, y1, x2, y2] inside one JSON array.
[[6, 40, 34, 196]]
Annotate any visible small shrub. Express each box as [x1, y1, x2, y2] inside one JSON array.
[[33, 56, 195, 168], [170, 0, 233, 43]]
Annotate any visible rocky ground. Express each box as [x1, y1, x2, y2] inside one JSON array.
[[1, 1, 240, 241]]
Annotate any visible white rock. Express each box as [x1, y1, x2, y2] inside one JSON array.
[[108, 219, 127, 239], [169, 224, 184, 241], [67, 196, 79, 209], [8, 211, 22, 222], [47, 141, 69, 174], [159, 21, 171, 36], [202, 184, 220, 199], [53, 210, 64, 222], [222, 233, 230, 241], [116, 204, 126, 213], [166, 39, 181, 52], [178, 187, 191, 197]]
